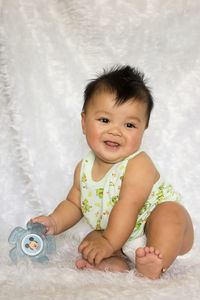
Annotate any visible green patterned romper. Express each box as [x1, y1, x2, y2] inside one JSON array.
[[80, 149, 180, 240]]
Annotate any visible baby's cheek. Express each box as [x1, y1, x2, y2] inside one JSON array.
[[87, 131, 100, 149]]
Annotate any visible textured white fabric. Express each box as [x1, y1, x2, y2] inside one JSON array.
[[1, 0, 200, 299]]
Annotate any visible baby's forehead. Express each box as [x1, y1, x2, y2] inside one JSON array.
[[89, 91, 147, 109], [84, 91, 115, 109], [89, 94, 148, 118]]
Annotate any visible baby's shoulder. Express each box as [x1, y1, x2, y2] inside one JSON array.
[[129, 150, 153, 163], [126, 151, 157, 175], [73, 160, 83, 184], [121, 152, 159, 188]]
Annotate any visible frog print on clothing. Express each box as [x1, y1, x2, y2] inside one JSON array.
[[112, 196, 119, 206], [81, 198, 92, 213], [81, 172, 88, 191], [96, 188, 104, 199]]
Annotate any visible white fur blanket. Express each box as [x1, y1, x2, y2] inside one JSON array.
[[1, 0, 200, 299]]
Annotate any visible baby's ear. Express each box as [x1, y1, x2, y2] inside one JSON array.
[[81, 112, 86, 135]]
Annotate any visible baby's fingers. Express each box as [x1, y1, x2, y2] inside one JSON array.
[[30, 217, 50, 233], [87, 249, 97, 265], [31, 216, 43, 223], [78, 240, 89, 253], [94, 253, 104, 265], [81, 245, 94, 262], [30, 216, 46, 226]]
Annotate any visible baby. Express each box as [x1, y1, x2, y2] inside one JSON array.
[[31, 66, 194, 279]]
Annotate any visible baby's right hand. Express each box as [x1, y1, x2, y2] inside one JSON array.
[[30, 215, 57, 235]]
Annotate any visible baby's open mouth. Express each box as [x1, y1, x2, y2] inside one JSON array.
[[104, 141, 120, 147]]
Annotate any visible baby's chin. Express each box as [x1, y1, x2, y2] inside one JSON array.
[[94, 152, 130, 165]]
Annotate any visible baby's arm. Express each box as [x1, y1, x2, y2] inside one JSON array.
[[31, 162, 83, 235], [79, 152, 158, 264]]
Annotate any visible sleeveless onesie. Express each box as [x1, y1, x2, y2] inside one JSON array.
[[80, 149, 180, 240]]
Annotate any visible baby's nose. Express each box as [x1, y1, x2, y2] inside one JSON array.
[[108, 125, 122, 136]]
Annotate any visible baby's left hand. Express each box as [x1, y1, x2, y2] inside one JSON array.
[[78, 236, 114, 265]]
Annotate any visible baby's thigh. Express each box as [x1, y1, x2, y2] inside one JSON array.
[[145, 201, 189, 232]]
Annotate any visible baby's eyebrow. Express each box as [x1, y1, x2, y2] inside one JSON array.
[[95, 110, 111, 115], [95, 111, 141, 123], [127, 116, 141, 123]]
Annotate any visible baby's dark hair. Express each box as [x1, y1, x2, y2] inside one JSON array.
[[83, 65, 154, 128]]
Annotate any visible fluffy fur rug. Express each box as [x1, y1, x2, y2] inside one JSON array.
[[1, 0, 200, 299]]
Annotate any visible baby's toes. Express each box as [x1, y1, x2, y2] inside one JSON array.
[[154, 249, 160, 255], [144, 246, 155, 254], [149, 247, 155, 254], [144, 247, 151, 254], [154, 249, 163, 258], [136, 247, 146, 258]]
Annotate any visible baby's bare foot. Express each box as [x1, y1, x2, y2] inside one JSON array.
[[76, 258, 95, 270], [76, 256, 130, 272], [135, 247, 164, 279]]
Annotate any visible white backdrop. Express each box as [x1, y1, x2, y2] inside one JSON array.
[[1, 0, 200, 299]]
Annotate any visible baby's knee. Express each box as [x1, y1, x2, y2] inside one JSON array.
[[147, 202, 188, 230], [155, 201, 186, 217]]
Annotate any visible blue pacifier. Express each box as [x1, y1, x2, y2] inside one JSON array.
[[8, 222, 56, 264]]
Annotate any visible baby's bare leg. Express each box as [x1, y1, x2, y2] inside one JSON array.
[[136, 202, 194, 279]]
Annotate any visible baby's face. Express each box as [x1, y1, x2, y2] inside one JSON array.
[[81, 91, 147, 165]]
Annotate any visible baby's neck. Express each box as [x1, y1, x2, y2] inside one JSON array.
[[91, 157, 114, 182]]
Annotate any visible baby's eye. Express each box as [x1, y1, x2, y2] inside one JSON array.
[[99, 118, 109, 123], [125, 123, 136, 128]]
